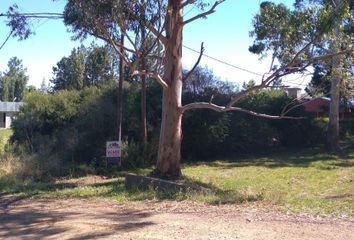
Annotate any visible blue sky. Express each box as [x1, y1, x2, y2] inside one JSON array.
[[0, 0, 303, 88]]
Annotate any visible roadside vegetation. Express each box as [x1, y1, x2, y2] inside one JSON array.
[[0, 67, 353, 218], [0, 129, 12, 152], [1, 136, 353, 218], [0, 64, 352, 219]]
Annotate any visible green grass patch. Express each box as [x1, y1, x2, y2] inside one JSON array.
[[1, 143, 353, 218], [182, 147, 354, 217], [0, 129, 12, 153]]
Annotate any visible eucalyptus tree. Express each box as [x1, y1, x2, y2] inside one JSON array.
[[3, 1, 351, 178], [62, 0, 353, 178], [249, 0, 353, 152], [321, 0, 353, 152], [296, 0, 353, 152], [62, 0, 229, 178]]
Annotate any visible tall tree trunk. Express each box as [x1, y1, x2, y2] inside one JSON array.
[[141, 28, 147, 150], [326, 6, 342, 153], [117, 34, 124, 148], [326, 56, 342, 152], [153, 0, 183, 179]]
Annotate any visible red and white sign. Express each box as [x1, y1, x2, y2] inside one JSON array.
[[106, 141, 121, 158]]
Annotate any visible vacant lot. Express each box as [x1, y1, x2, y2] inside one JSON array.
[[1, 140, 353, 239], [3, 146, 353, 217]]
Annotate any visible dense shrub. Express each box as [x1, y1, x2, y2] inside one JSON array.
[[11, 81, 162, 176], [340, 118, 354, 138], [182, 90, 329, 159], [11, 82, 347, 176], [11, 86, 116, 175]]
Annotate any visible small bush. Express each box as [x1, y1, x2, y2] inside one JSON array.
[[340, 119, 354, 137]]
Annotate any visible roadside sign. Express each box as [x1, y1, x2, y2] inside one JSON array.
[[106, 141, 121, 165]]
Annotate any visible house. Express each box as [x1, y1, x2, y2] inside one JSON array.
[[0, 102, 23, 128], [285, 87, 302, 99], [282, 87, 354, 118], [302, 97, 354, 118]]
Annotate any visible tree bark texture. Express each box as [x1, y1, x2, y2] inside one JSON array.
[[326, 55, 342, 152], [141, 26, 147, 149], [117, 34, 124, 142], [326, 7, 342, 153], [153, 0, 183, 179], [141, 69, 147, 146]]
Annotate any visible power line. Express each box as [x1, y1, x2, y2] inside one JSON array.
[[183, 44, 311, 87], [183, 45, 264, 77]]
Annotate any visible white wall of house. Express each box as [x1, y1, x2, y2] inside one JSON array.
[[0, 102, 22, 129], [5, 113, 14, 128]]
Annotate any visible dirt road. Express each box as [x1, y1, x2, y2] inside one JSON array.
[[0, 195, 352, 240]]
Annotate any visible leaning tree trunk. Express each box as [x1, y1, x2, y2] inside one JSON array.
[[153, 0, 183, 179]]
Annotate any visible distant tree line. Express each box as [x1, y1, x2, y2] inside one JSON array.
[[50, 43, 118, 91], [0, 57, 28, 101]]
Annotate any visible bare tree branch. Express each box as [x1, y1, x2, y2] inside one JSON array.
[[180, 102, 304, 119], [122, 2, 167, 46], [279, 92, 312, 117], [183, 42, 204, 82], [0, 30, 13, 51], [182, 0, 197, 8], [181, 39, 353, 120], [289, 39, 315, 65], [226, 46, 353, 109], [183, 0, 225, 25], [132, 70, 169, 89]]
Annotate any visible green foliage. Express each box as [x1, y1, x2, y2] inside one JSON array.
[[51, 44, 116, 91], [11, 87, 118, 175], [4, 4, 33, 41], [0, 129, 12, 153], [183, 148, 354, 216], [340, 119, 354, 137], [85, 45, 115, 85], [305, 65, 331, 97], [64, 1, 166, 38], [0, 57, 28, 101], [250, 0, 353, 65], [182, 88, 326, 159], [249, 2, 316, 63], [9, 63, 352, 177], [10, 80, 163, 177]]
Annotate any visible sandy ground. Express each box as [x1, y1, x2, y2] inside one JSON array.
[[0, 195, 353, 240]]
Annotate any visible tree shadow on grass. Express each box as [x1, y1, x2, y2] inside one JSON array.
[[95, 176, 264, 205], [180, 175, 264, 205], [188, 147, 354, 170]]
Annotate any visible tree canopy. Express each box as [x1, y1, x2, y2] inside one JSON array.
[[51, 44, 116, 91], [0, 57, 28, 101]]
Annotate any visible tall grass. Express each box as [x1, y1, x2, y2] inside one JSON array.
[[0, 130, 42, 190], [0, 129, 12, 153]]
